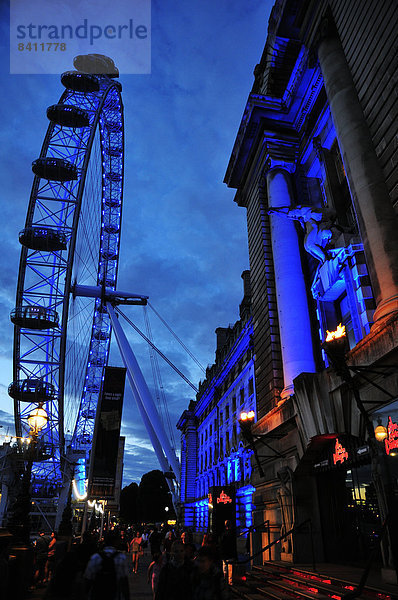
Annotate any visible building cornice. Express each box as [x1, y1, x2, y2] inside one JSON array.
[[195, 319, 254, 418]]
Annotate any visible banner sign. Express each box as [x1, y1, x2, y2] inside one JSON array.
[[89, 366, 126, 498]]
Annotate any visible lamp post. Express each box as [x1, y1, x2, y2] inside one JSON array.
[[322, 325, 398, 581], [7, 404, 48, 544], [238, 411, 265, 478]]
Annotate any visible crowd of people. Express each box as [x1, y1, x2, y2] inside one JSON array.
[[144, 524, 235, 600], [0, 520, 240, 599]]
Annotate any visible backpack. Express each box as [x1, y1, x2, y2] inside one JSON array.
[[90, 551, 118, 600]]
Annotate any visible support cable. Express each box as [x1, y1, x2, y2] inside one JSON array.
[[115, 307, 199, 393], [143, 306, 177, 451], [147, 302, 206, 374]]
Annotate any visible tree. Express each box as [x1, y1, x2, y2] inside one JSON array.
[[119, 481, 139, 524], [137, 470, 175, 523]]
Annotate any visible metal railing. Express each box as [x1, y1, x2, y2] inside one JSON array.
[[342, 516, 389, 600], [239, 518, 316, 572]]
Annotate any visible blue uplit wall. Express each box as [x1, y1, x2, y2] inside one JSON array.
[[298, 85, 375, 352], [179, 318, 256, 534]]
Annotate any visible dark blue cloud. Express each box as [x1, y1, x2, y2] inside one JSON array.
[[0, 0, 272, 484]]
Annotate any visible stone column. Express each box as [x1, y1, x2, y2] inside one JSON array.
[[267, 166, 316, 399], [317, 22, 398, 322]]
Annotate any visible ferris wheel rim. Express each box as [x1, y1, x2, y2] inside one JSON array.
[[11, 71, 124, 487]]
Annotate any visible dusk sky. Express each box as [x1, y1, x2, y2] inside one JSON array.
[[0, 1, 273, 485]]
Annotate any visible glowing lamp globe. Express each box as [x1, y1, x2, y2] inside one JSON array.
[[240, 412, 248, 421], [247, 411, 255, 420], [28, 406, 48, 433], [375, 423, 387, 442]]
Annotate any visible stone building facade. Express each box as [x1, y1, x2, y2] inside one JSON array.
[[224, 0, 398, 573], [177, 272, 256, 537]]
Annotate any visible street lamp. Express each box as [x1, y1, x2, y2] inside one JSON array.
[[240, 410, 255, 422], [238, 410, 265, 478], [322, 324, 398, 582], [238, 409, 286, 480], [27, 405, 48, 436], [375, 419, 388, 443], [7, 404, 48, 544]]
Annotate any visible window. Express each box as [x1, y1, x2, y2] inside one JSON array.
[[240, 388, 245, 405], [210, 424, 213, 437], [232, 423, 237, 445], [220, 436, 224, 457], [225, 404, 230, 420], [201, 433, 203, 446], [248, 377, 254, 396], [205, 429, 208, 441], [232, 396, 236, 413], [329, 140, 357, 231], [220, 411, 223, 425], [226, 432, 230, 453]]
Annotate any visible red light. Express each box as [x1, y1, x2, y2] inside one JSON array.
[[385, 416, 398, 455], [241, 576, 247, 581], [344, 586, 355, 591], [217, 490, 232, 504], [331, 595, 341, 599], [308, 588, 319, 594], [333, 438, 348, 464], [322, 580, 332, 585]]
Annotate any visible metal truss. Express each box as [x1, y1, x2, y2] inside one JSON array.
[[12, 73, 124, 489]]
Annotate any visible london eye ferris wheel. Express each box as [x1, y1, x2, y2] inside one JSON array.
[[9, 55, 124, 492]]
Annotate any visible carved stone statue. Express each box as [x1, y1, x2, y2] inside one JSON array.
[[268, 205, 339, 263]]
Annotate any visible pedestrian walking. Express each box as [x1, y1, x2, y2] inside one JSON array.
[[84, 530, 130, 600], [33, 530, 51, 587], [44, 531, 57, 582], [192, 546, 229, 600], [155, 539, 194, 600], [219, 521, 237, 561], [141, 530, 149, 555], [164, 529, 175, 557], [147, 550, 163, 599], [149, 527, 162, 556], [219, 520, 237, 584], [129, 531, 143, 574]]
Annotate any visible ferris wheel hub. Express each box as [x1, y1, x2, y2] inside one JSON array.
[[71, 283, 148, 305]]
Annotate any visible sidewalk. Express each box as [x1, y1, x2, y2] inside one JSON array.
[[24, 550, 154, 600], [127, 550, 153, 599]]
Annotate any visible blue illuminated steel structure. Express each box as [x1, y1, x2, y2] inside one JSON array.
[[10, 66, 124, 491]]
